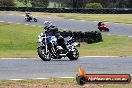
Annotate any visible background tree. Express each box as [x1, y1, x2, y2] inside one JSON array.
[[128, 0, 132, 8], [0, 0, 15, 6], [87, 0, 132, 8], [57, 0, 88, 8], [49, 0, 132, 8], [86, 3, 103, 8], [17, 0, 23, 2], [30, 0, 49, 7]]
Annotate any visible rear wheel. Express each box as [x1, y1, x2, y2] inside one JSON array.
[[37, 47, 51, 61], [98, 27, 102, 31], [67, 48, 79, 60], [106, 28, 109, 31], [34, 18, 37, 22]]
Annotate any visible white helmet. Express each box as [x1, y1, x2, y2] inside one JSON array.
[[44, 21, 52, 27]]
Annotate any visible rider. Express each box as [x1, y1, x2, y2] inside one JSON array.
[[98, 21, 103, 27], [43, 21, 69, 52], [25, 12, 33, 19]]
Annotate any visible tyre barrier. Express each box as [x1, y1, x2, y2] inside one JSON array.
[[59, 31, 103, 44], [0, 7, 132, 14]]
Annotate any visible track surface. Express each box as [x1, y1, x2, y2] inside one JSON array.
[[0, 57, 132, 80], [0, 14, 132, 36], [0, 14, 132, 80]]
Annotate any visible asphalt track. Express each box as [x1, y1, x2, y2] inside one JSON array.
[[0, 13, 132, 80], [0, 14, 132, 36], [0, 57, 132, 80]]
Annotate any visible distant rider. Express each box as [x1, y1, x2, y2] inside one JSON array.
[[98, 21, 103, 27], [43, 21, 69, 52], [25, 12, 33, 19]]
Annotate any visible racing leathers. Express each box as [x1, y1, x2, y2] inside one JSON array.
[[44, 25, 68, 52]]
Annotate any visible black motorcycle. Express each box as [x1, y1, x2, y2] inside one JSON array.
[[25, 13, 37, 22], [37, 33, 79, 61]]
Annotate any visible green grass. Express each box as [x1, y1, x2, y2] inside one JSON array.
[[0, 22, 41, 50], [0, 22, 42, 57], [79, 34, 132, 56], [57, 14, 132, 24], [15, 0, 32, 7], [0, 22, 132, 58]]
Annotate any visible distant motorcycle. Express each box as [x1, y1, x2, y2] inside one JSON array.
[[25, 13, 37, 22], [37, 32, 80, 61], [98, 22, 109, 32]]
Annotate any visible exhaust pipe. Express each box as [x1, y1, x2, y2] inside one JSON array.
[[59, 54, 66, 56]]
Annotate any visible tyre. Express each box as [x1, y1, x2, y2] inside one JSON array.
[[98, 27, 102, 31], [106, 28, 109, 31], [34, 18, 37, 22], [67, 48, 79, 60], [25, 18, 30, 22], [26, 19, 30, 22], [37, 47, 51, 61], [76, 76, 86, 85]]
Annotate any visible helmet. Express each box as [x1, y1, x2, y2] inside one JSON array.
[[25, 11, 30, 14], [44, 21, 52, 27]]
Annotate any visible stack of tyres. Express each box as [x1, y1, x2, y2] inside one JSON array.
[[59, 31, 103, 44], [84, 32, 93, 44]]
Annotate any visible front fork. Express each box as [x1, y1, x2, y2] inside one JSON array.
[[44, 34, 48, 55]]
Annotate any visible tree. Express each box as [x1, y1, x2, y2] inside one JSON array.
[[58, 0, 88, 8], [86, 3, 103, 8], [30, 0, 49, 7], [87, 0, 132, 8], [128, 0, 132, 8], [17, 0, 23, 2], [0, 0, 15, 6]]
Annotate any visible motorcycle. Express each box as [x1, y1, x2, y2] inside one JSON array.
[[37, 33, 79, 61], [98, 22, 109, 32], [25, 13, 37, 22]]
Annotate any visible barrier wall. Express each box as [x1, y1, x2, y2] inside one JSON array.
[[0, 7, 132, 14]]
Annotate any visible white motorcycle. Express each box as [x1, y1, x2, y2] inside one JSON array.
[[25, 13, 37, 22]]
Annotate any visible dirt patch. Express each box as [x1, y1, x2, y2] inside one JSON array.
[[31, 12, 61, 19], [0, 83, 103, 88]]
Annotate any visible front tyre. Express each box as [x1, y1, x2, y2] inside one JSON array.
[[37, 47, 51, 61], [25, 18, 30, 22], [76, 76, 86, 85], [67, 48, 79, 60]]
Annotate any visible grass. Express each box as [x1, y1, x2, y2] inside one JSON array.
[[0, 22, 42, 58], [57, 13, 132, 24], [0, 22, 132, 58], [79, 35, 132, 56], [0, 78, 131, 88]]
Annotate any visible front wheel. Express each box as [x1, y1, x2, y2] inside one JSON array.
[[67, 48, 79, 60], [76, 76, 86, 85], [37, 47, 51, 61], [25, 18, 30, 22]]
